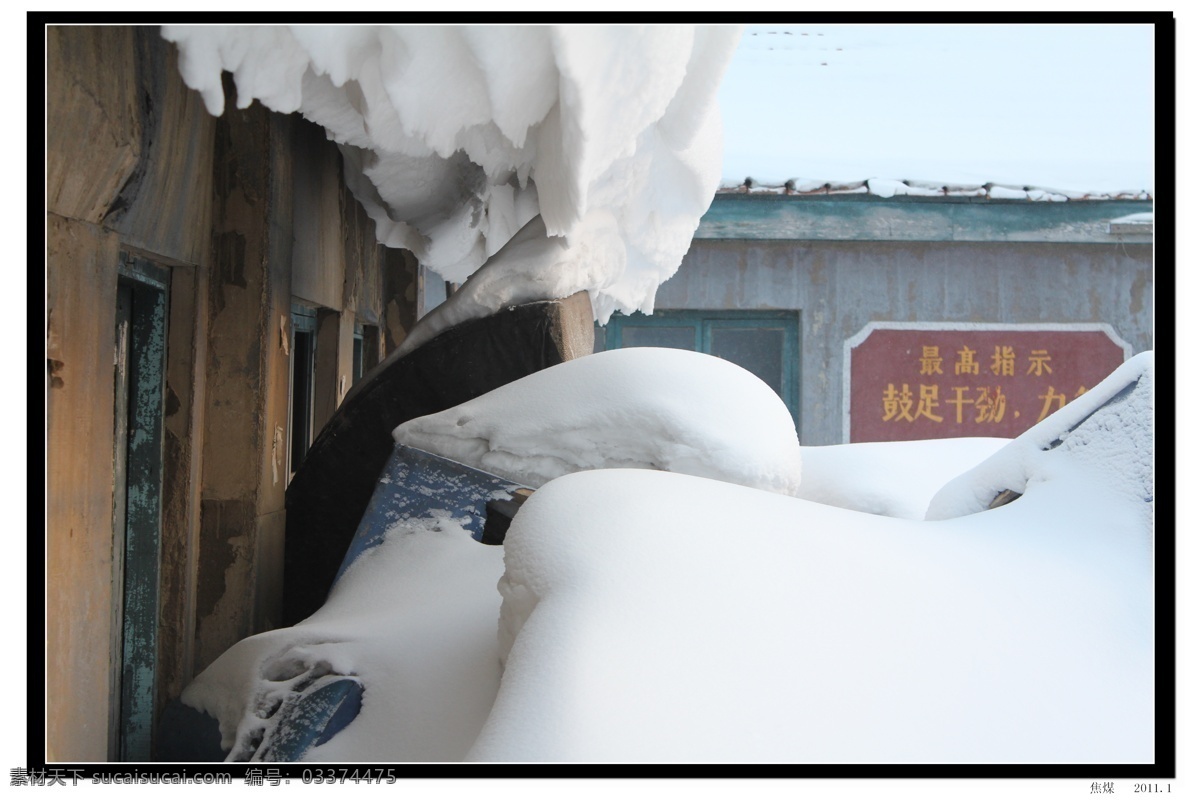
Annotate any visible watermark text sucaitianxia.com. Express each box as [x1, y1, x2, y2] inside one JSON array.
[[11, 768, 234, 786]]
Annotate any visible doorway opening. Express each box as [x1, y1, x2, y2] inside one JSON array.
[[111, 254, 170, 761]]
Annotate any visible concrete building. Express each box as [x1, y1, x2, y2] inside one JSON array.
[[598, 185, 1153, 445]]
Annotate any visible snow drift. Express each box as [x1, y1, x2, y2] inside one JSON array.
[[394, 347, 804, 496], [478, 462, 1152, 762], [926, 352, 1154, 522], [181, 512, 506, 762], [177, 352, 1153, 763], [796, 437, 1009, 519], [476, 354, 1154, 762]]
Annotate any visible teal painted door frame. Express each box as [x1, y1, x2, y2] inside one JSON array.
[[114, 254, 170, 761]]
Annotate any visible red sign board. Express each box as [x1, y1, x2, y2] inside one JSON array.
[[847, 325, 1128, 442]]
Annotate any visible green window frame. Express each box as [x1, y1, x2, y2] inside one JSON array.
[[599, 310, 800, 429]]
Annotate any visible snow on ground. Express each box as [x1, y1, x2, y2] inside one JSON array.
[[394, 348, 803, 496], [161, 25, 741, 325], [796, 437, 1009, 520], [477, 465, 1151, 763], [475, 355, 1154, 762], [180, 352, 1153, 763]]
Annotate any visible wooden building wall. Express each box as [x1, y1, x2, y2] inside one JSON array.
[[44, 25, 417, 761]]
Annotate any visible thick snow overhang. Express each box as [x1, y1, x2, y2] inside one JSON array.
[[161, 25, 743, 324]]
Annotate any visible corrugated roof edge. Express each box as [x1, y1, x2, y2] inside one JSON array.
[[718, 178, 1153, 203]]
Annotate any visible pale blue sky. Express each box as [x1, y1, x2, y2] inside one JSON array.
[[718, 23, 1156, 193]]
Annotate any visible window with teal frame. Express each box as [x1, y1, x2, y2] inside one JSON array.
[[598, 310, 800, 429]]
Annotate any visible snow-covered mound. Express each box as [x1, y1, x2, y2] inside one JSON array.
[[478, 462, 1152, 761], [175, 354, 1153, 763], [473, 353, 1154, 762], [926, 351, 1153, 522], [161, 25, 741, 323], [394, 347, 803, 496], [797, 437, 1009, 519], [181, 513, 507, 762]]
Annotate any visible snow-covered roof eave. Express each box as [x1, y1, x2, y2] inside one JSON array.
[[719, 177, 1153, 203]]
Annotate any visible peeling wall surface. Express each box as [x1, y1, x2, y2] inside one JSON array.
[[657, 196, 1152, 445], [44, 25, 417, 761]]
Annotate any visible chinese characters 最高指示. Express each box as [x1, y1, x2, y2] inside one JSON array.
[[879, 345, 1088, 425]]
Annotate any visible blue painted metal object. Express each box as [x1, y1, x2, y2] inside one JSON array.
[[333, 444, 526, 584], [157, 677, 364, 763], [255, 678, 365, 762]]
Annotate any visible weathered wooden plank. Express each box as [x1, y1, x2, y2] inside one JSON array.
[[104, 28, 216, 266], [46, 26, 140, 225], [45, 215, 122, 761]]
